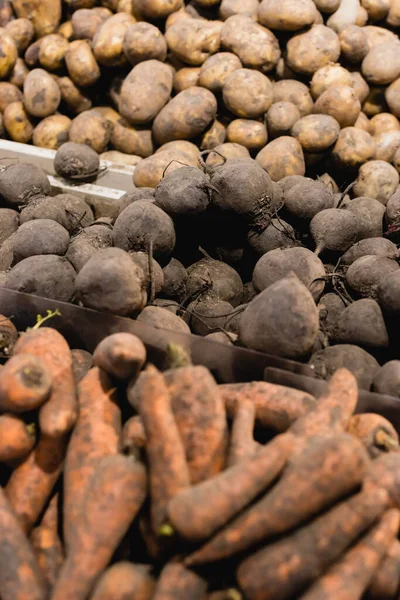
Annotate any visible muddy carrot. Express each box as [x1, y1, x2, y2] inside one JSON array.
[[71, 348, 93, 383], [152, 560, 208, 600], [13, 327, 77, 437], [52, 454, 147, 600], [0, 413, 36, 463], [94, 332, 146, 380], [299, 508, 400, 600], [236, 486, 389, 600], [220, 380, 316, 432], [5, 432, 68, 533], [90, 561, 155, 600], [348, 413, 399, 459], [0, 486, 47, 600], [186, 433, 369, 565], [0, 353, 51, 413], [122, 415, 147, 456], [136, 365, 190, 534], [363, 452, 400, 508], [0, 313, 18, 355], [227, 399, 258, 467], [168, 433, 294, 542], [63, 366, 121, 550], [367, 539, 400, 600], [31, 493, 64, 592]]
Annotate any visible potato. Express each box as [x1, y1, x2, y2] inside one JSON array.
[[57, 20, 73, 41], [313, 0, 340, 12], [374, 131, 400, 162], [273, 80, 313, 117], [362, 42, 400, 86], [111, 120, 153, 157], [222, 69, 272, 119], [71, 8, 112, 40], [226, 119, 267, 151], [354, 160, 400, 205], [11, 0, 61, 38], [354, 112, 371, 134], [219, 0, 259, 20], [370, 113, 400, 136], [258, 0, 316, 31], [350, 71, 370, 105], [393, 147, 400, 174], [363, 25, 398, 48], [5, 18, 34, 53], [123, 22, 166, 65], [198, 52, 241, 93], [265, 102, 300, 139], [201, 119, 226, 150], [9, 57, 28, 88], [0, 27, 16, 79], [153, 86, 217, 145], [314, 85, 361, 128], [310, 64, 353, 99], [24, 38, 42, 68], [155, 140, 199, 162], [32, 114, 71, 150], [23, 68, 60, 118], [69, 112, 111, 154], [119, 60, 173, 125], [38, 34, 69, 72], [89, 106, 120, 127], [256, 137, 305, 182], [286, 25, 340, 76], [332, 127, 376, 168], [291, 115, 340, 153], [3, 100, 33, 142], [100, 151, 142, 167], [0, 82, 21, 112], [385, 78, 400, 118], [166, 19, 221, 66], [387, 0, 400, 26], [93, 12, 135, 67], [363, 86, 388, 117], [205, 143, 250, 167], [63, 0, 97, 9], [220, 15, 280, 73], [173, 67, 201, 93], [134, 0, 183, 19], [133, 148, 199, 188], [57, 76, 92, 114], [361, 0, 390, 20], [65, 40, 100, 88], [338, 25, 368, 65]]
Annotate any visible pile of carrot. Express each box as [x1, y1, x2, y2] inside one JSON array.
[[0, 314, 400, 600]]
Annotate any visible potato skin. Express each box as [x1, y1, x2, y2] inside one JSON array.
[[332, 127, 376, 169], [33, 114, 71, 150], [362, 42, 400, 85], [0, 28, 17, 79], [385, 77, 400, 118], [291, 115, 340, 153], [173, 67, 200, 93], [57, 76, 92, 114], [119, 60, 173, 125], [273, 80, 313, 117], [165, 19, 221, 66], [93, 12, 135, 67], [201, 119, 226, 150], [310, 64, 353, 99], [71, 8, 112, 41], [9, 57, 29, 88], [286, 24, 340, 76], [38, 34, 69, 72], [152, 86, 217, 145], [354, 160, 399, 205], [11, 0, 61, 38], [3, 100, 33, 143], [134, 0, 183, 19], [205, 142, 250, 167], [314, 85, 361, 128], [266, 101, 300, 138], [111, 120, 154, 158], [226, 119, 267, 151], [258, 0, 315, 31], [133, 148, 198, 188], [339, 25, 369, 63], [123, 22, 167, 64], [24, 38, 42, 68], [198, 52, 242, 93], [256, 137, 305, 182], [23, 68, 61, 118], [5, 18, 34, 53], [219, 0, 259, 20], [65, 40, 101, 88], [0, 81, 21, 112], [69, 112, 111, 154], [222, 69, 272, 118]]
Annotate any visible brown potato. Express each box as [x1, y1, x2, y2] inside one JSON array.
[[71, 8, 112, 40], [111, 119, 154, 157], [339, 25, 369, 63], [200, 119, 226, 150], [133, 0, 183, 19], [361, 0, 390, 20], [69, 111, 111, 154], [332, 126, 376, 168], [58, 20, 74, 40], [312, 0, 340, 12], [165, 7, 194, 29], [3, 100, 33, 143], [222, 68, 272, 118], [0, 0, 12, 27], [219, 0, 260, 20], [350, 71, 370, 104], [272, 80, 314, 117], [354, 160, 399, 204], [23, 68, 61, 118], [38, 34, 69, 72], [310, 64, 353, 99], [173, 67, 200, 92], [266, 101, 301, 138], [155, 140, 200, 163], [205, 142, 250, 167], [165, 19, 221, 66], [93, 12, 135, 67], [100, 150, 142, 166], [57, 76, 92, 114], [363, 25, 398, 48], [385, 77, 400, 118], [374, 131, 400, 162], [291, 114, 340, 153], [5, 18, 34, 53], [198, 52, 242, 93], [256, 136, 305, 181], [9, 57, 28, 88], [370, 113, 400, 136], [0, 27, 17, 79], [362, 42, 400, 85], [363, 86, 388, 117], [354, 112, 372, 134], [258, 0, 316, 31], [0, 82, 21, 112], [393, 146, 400, 173], [11, 0, 61, 37], [65, 40, 100, 88], [153, 86, 217, 145], [356, 5, 369, 25], [220, 15, 280, 73], [133, 148, 198, 188], [24, 38, 42, 68], [226, 119, 268, 151], [89, 106, 120, 127], [286, 24, 340, 76], [123, 22, 167, 64], [33, 114, 71, 150], [119, 60, 173, 125], [64, 0, 97, 7], [387, 0, 400, 26], [314, 85, 361, 128]]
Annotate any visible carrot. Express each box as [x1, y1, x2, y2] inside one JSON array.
[[13, 327, 77, 437], [187, 433, 369, 565], [367, 539, 400, 600], [0, 313, 18, 356], [136, 365, 190, 534], [152, 560, 208, 600], [63, 366, 121, 550], [90, 561, 155, 600], [169, 432, 294, 543], [31, 493, 64, 592], [227, 399, 258, 467], [71, 348, 93, 383], [122, 415, 147, 456], [0, 353, 51, 413], [299, 508, 400, 600], [363, 453, 400, 508], [347, 413, 399, 459], [52, 454, 147, 600], [0, 413, 36, 463], [236, 486, 389, 600], [220, 380, 316, 432], [94, 332, 146, 380], [5, 432, 68, 534], [0, 486, 47, 600]]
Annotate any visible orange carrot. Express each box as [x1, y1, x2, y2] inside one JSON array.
[[93, 332, 146, 380], [122, 415, 147, 456], [31, 493, 64, 592], [187, 433, 369, 565], [348, 413, 399, 458], [363, 452, 400, 508], [71, 348, 93, 383], [136, 365, 190, 534], [152, 560, 208, 600], [0, 313, 18, 356], [0, 486, 47, 600], [168, 433, 294, 542], [63, 366, 121, 550], [52, 454, 147, 600], [0, 353, 51, 413], [367, 539, 400, 600], [90, 561, 155, 600], [299, 509, 400, 600], [227, 399, 258, 467], [0, 413, 36, 463], [236, 487, 389, 600]]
